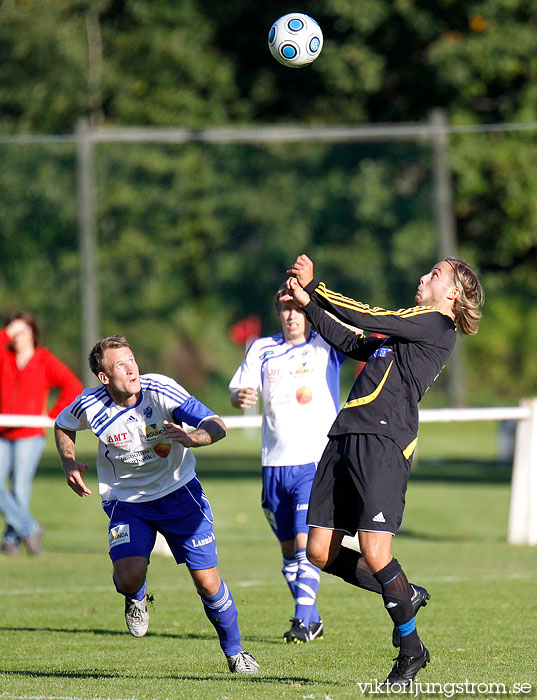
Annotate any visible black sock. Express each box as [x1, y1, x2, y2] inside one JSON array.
[[323, 546, 382, 594], [374, 558, 422, 657]]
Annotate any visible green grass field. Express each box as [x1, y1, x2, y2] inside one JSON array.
[[1, 422, 535, 700]]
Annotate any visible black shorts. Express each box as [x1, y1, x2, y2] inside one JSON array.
[[307, 433, 411, 536]]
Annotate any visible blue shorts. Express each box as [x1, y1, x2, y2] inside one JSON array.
[[102, 477, 218, 570], [261, 463, 317, 542]]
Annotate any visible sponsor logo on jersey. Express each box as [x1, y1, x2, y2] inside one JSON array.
[[296, 387, 312, 404], [191, 532, 215, 548], [115, 449, 155, 465], [267, 367, 282, 383], [154, 442, 171, 458], [144, 406, 153, 419], [141, 423, 164, 442], [107, 431, 131, 448], [126, 415, 138, 424], [109, 524, 130, 549]]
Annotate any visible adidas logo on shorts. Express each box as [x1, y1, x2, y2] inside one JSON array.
[[372, 512, 386, 523]]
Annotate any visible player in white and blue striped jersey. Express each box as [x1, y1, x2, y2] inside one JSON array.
[[229, 285, 352, 643], [54, 335, 258, 675]]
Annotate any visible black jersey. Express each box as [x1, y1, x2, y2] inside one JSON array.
[[302, 279, 457, 458]]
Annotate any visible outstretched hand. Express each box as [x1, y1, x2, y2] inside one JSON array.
[[287, 254, 314, 288]]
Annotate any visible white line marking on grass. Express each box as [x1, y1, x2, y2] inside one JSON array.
[[0, 571, 530, 597]]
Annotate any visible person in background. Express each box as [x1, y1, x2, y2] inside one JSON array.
[[229, 285, 369, 643], [54, 335, 259, 674], [286, 254, 483, 688], [0, 311, 82, 556]]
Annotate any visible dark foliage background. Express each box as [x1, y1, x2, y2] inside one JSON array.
[[1, 0, 536, 410]]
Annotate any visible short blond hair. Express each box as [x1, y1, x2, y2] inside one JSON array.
[[89, 335, 133, 376], [445, 258, 484, 336]]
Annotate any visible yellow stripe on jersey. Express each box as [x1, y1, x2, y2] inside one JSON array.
[[403, 437, 418, 460], [325, 310, 364, 335], [343, 361, 394, 408], [315, 283, 438, 318]]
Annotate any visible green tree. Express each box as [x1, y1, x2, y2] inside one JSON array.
[[1, 0, 537, 404]]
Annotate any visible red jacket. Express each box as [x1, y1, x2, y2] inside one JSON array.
[[0, 328, 83, 440]]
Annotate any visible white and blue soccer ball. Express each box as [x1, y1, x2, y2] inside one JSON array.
[[268, 13, 323, 68]]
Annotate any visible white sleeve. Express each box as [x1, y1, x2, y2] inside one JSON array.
[[228, 341, 262, 391], [55, 396, 91, 431]]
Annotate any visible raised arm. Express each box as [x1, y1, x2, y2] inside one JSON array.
[[288, 254, 314, 288], [307, 304, 385, 360], [305, 280, 450, 342], [45, 354, 83, 418], [287, 277, 382, 359]]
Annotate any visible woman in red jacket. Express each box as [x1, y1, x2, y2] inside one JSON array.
[[0, 312, 82, 556]]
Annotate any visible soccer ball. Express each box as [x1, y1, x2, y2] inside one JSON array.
[[268, 13, 323, 68]]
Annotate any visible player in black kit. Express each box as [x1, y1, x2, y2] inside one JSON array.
[[287, 254, 483, 689]]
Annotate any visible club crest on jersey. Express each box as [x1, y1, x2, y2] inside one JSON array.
[[109, 524, 130, 548], [144, 406, 153, 418], [141, 423, 164, 442]]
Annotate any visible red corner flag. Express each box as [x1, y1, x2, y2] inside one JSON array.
[[229, 315, 262, 347]]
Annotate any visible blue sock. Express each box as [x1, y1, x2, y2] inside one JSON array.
[[294, 548, 321, 626], [281, 555, 298, 599], [113, 573, 146, 601], [283, 555, 320, 623], [200, 580, 242, 657]]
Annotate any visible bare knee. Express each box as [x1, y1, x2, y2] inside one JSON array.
[[306, 528, 343, 570], [189, 566, 221, 597], [114, 556, 148, 594], [306, 542, 328, 570], [358, 531, 393, 573], [362, 551, 391, 573]]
